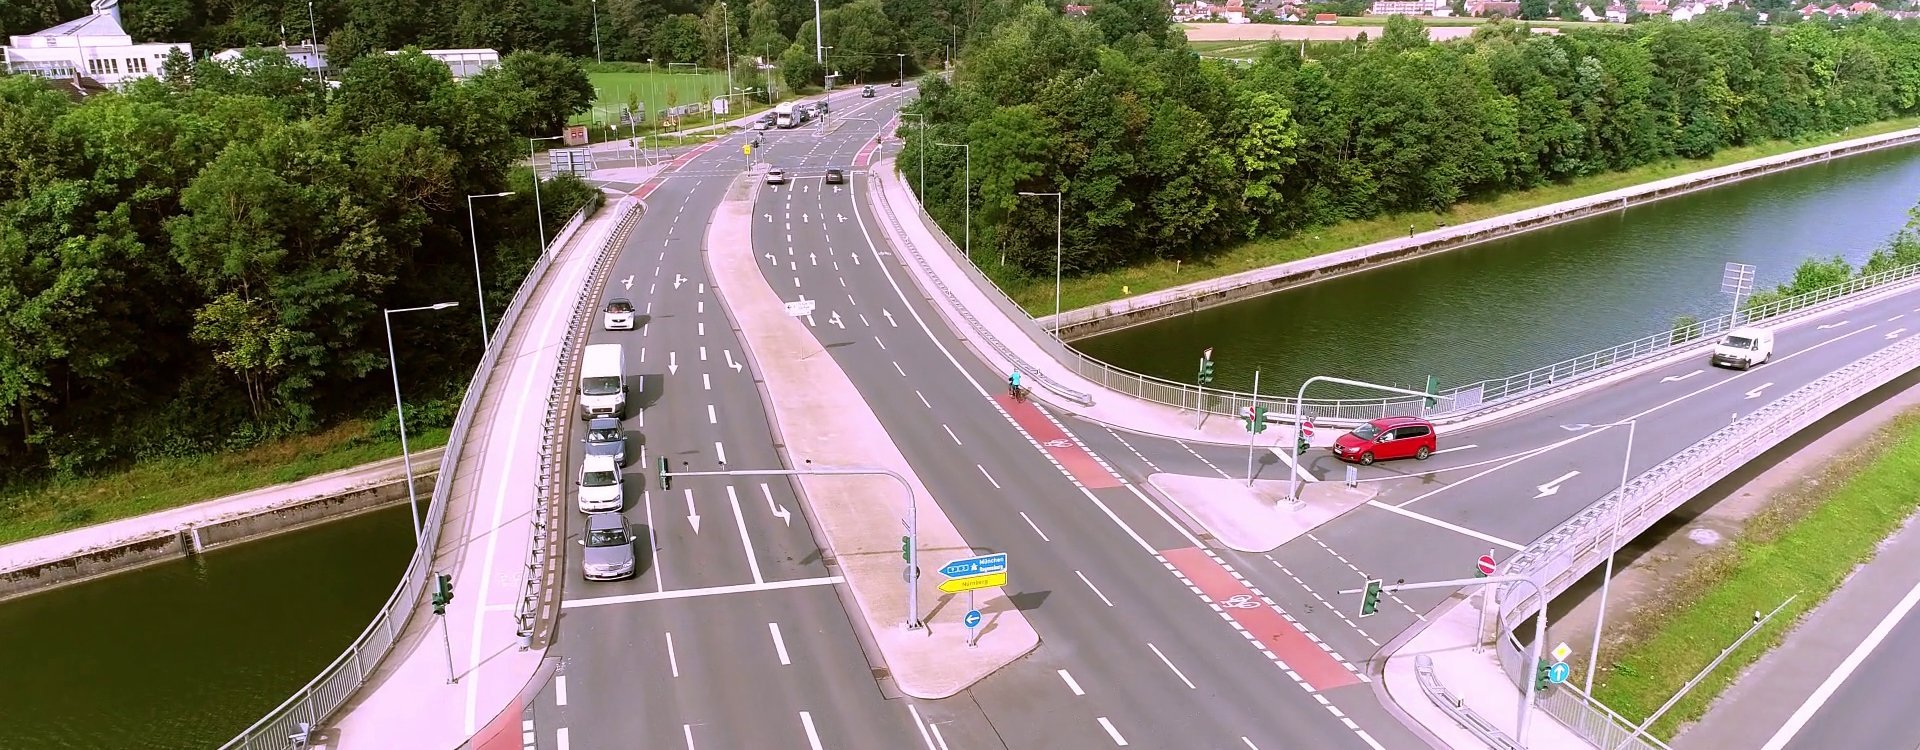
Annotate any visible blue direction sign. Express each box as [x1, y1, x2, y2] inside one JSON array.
[[940, 553, 1008, 579], [963, 609, 983, 628], [1547, 661, 1571, 685]]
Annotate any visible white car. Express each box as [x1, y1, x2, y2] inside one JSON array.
[[578, 454, 624, 513], [765, 167, 787, 185], [603, 298, 635, 330]]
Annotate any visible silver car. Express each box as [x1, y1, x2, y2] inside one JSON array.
[[581, 512, 637, 581], [584, 417, 626, 466]]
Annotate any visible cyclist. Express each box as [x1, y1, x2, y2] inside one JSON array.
[[1008, 371, 1026, 402]]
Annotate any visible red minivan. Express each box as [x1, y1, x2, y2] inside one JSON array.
[[1332, 416, 1438, 465]]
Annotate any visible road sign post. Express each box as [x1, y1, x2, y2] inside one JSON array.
[[964, 598, 981, 648], [1245, 369, 1262, 487], [940, 552, 1010, 646], [432, 572, 458, 684], [1476, 552, 1497, 578]]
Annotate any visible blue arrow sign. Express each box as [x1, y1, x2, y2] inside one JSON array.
[[940, 553, 1009, 579], [963, 609, 982, 628], [1547, 661, 1570, 685]]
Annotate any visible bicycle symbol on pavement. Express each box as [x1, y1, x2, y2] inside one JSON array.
[[1219, 594, 1260, 609], [1041, 439, 1072, 448]]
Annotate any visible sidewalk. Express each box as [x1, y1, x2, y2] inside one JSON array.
[[318, 197, 635, 750], [1383, 595, 1590, 750], [0, 447, 442, 574]]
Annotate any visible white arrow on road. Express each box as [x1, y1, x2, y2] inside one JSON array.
[[724, 349, 743, 372], [673, 274, 687, 290], [837, 213, 847, 223], [803, 213, 810, 223], [1818, 320, 1850, 330], [685, 489, 702, 533], [809, 252, 818, 266], [621, 274, 634, 290], [882, 309, 897, 327], [1561, 423, 1590, 431], [1888, 328, 1908, 340], [1660, 370, 1701, 383], [830, 311, 845, 329], [1745, 383, 1773, 399], [668, 351, 678, 375], [763, 213, 771, 222], [764, 252, 776, 265], [762, 484, 791, 527], [851, 252, 861, 265], [1535, 471, 1580, 498]]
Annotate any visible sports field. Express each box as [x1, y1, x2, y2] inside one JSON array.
[[571, 69, 763, 124]]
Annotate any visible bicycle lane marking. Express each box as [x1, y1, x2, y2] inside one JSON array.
[[996, 392, 1121, 489], [630, 141, 727, 199], [1161, 546, 1360, 692]]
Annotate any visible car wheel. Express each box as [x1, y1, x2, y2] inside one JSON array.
[[1360, 451, 1375, 466], [1416, 445, 1431, 460]]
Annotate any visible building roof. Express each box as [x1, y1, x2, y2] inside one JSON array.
[[29, 0, 126, 38]]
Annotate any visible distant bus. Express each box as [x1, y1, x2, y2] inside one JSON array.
[[775, 102, 798, 129]]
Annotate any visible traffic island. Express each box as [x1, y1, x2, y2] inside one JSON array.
[[703, 173, 1039, 699], [1146, 473, 1376, 552]]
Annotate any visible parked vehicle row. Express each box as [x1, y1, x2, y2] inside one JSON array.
[[575, 338, 638, 580]]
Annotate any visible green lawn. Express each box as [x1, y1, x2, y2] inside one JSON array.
[[574, 70, 742, 125], [1002, 115, 1920, 315], [1588, 408, 1920, 740], [0, 420, 449, 546]]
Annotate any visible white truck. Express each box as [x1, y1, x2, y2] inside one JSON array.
[[774, 102, 798, 129], [578, 343, 628, 419], [1710, 326, 1774, 370]]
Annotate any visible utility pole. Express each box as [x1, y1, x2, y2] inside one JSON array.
[[813, 0, 824, 63], [722, 1, 733, 105], [307, 0, 323, 89], [591, 0, 602, 63]]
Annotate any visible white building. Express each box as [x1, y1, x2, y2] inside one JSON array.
[[386, 48, 500, 80], [2, 0, 190, 84], [213, 43, 328, 77]]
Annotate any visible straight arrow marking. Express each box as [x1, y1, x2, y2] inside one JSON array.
[[668, 351, 678, 375], [686, 488, 701, 533]]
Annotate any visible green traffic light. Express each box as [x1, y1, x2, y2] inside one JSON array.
[[1359, 579, 1383, 617]]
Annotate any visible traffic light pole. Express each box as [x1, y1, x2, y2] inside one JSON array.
[[661, 461, 924, 629], [1287, 375, 1443, 501], [1246, 369, 1261, 487]]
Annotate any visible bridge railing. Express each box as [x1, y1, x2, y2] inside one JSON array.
[[217, 204, 602, 750], [892, 170, 1920, 424], [1486, 327, 1920, 748]]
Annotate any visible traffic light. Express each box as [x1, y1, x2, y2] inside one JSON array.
[[1424, 375, 1440, 409], [1252, 406, 1269, 434], [1359, 578, 1383, 617], [431, 573, 454, 615], [900, 535, 912, 561], [1535, 659, 1555, 693], [658, 456, 672, 491], [1198, 356, 1215, 386], [1297, 437, 1311, 454]]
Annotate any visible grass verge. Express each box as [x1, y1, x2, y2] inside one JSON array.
[[1001, 116, 1920, 315], [0, 420, 450, 547], [1588, 407, 1920, 740]]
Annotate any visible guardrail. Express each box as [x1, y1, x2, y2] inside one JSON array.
[[514, 199, 639, 642], [889, 160, 1920, 425], [1485, 326, 1920, 748], [218, 204, 600, 750], [1415, 654, 1523, 750]]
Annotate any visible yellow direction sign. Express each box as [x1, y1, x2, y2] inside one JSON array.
[[938, 571, 1007, 594], [742, 143, 753, 155]]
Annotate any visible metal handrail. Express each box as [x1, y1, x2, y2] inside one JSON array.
[[1416, 654, 1524, 750], [218, 203, 601, 750]]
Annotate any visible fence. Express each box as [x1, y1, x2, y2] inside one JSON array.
[[217, 203, 606, 750]]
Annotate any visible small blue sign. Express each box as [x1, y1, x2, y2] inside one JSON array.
[[940, 553, 1009, 579], [964, 609, 982, 629], [1547, 661, 1571, 685]]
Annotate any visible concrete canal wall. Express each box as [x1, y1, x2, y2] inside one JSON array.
[[1045, 127, 1920, 341]]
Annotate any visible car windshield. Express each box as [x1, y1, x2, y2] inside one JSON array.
[[582, 376, 620, 395], [587, 427, 619, 443], [1350, 424, 1380, 441], [1721, 335, 1757, 349], [583, 469, 618, 487], [606, 300, 632, 313], [586, 526, 628, 547]]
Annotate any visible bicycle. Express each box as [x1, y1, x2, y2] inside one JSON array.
[[1009, 384, 1028, 403]]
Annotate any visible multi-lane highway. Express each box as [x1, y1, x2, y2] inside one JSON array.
[[519, 81, 1920, 749]]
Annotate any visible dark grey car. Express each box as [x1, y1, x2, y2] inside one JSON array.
[[584, 417, 626, 466], [581, 512, 637, 581]]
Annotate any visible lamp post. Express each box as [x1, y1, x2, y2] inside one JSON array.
[[896, 52, 906, 85], [466, 191, 515, 349], [306, 0, 323, 88], [900, 111, 926, 199], [934, 142, 970, 262], [1017, 191, 1064, 339], [1287, 375, 1441, 501], [591, 0, 602, 63], [721, 1, 734, 103], [1581, 418, 1638, 696], [822, 45, 833, 89], [385, 302, 460, 545], [528, 135, 563, 256], [813, 0, 824, 63]]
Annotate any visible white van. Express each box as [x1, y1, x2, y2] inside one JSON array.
[[1710, 326, 1774, 370], [578, 343, 627, 420]]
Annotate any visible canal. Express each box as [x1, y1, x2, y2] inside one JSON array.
[[0, 503, 414, 749], [1073, 144, 1920, 397]]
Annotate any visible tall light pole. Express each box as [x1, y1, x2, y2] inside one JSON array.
[[813, 0, 824, 63], [466, 191, 515, 348], [591, 0, 602, 63], [1582, 418, 1638, 695], [935, 142, 970, 262], [307, 0, 323, 87], [896, 52, 906, 85], [901, 111, 926, 199], [528, 135, 563, 255], [721, 1, 733, 103], [822, 45, 833, 89], [385, 301, 460, 545], [1018, 191, 1064, 339]]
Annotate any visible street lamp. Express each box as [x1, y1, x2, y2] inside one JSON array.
[[813, 0, 824, 63], [306, 0, 323, 88], [466, 191, 515, 349], [385, 301, 460, 545], [721, 1, 733, 104], [528, 135, 564, 256], [591, 0, 602, 64], [900, 111, 925, 199], [1581, 418, 1638, 696], [896, 52, 906, 85], [934, 142, 970, 262], [1018, 191, 1064, 339]]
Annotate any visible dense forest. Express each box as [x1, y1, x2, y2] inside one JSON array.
[[905, 5, 1920, 281], [0, 0, 974, 83], [0, 49, 599, 477]]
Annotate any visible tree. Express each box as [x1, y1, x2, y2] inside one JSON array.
[[746, 0, 790, 61], [1553, 0, 1582, 18], [701, 0, 740, 69], [652, 13, 707, 64], [822, 0, 897, 80], [1520, 0, 1550, 18], [473, 50, 595, 137], [1087, 0, 1173, 46], [780, 41, 822, 89], [191, 292, 295, 419]]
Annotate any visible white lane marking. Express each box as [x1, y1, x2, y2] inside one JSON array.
[[708, 404, 718, 424], [1395, 428, 1616, 502], [728, 486, 765, 584], [916, 390, 932, 408], [697, 322, 705, 336], [1431, 444, 1477, 455], [1058, 669, 1085, 695], [1020, 511, 1051, 541], [715, 441, 727, 465], [942, 424, 964, 445], [907, 704, 939, 750], [703, 373, 711, 391], [1366, 500, 1524, 550], [1147, 642, 1197, 689], [555, 674, 568, 706], [1121, 482, 1207, 550], [556, 727, 570, 750], [977, 464, 1001, 488], [1076, 570, 1116, 606], [1097, 717, 1129, 746], [930, 724, 951, 750], [893, 361, 907, 376], [1265, 447, 1320, 482], [647, 489, 663, 590], [769, 622, 792, 665], [1242, 739, 1258, 749], [876, 336, 888, 350], [1760, 572, 1920, 750], [562, 576, 847, 608], [800, 712, 825, 750], [683, 724, 695, 749], [699, 346, 708, 361], [666, 632, 680, 677]]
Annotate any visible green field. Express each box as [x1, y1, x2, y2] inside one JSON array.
[[571, 68, 759, 125]]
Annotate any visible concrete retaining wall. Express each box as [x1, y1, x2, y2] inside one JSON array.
[[0, 473, 437, 602], [1047, 127, 1920, 341]]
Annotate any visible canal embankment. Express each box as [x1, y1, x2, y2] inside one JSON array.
[[1044, 126, 1920, 342], [0, 448, 440, 602]]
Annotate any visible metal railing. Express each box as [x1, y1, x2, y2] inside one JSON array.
[[218, 204, 602, 750], [1415, 654, 1524, 750], [1538, 684, 1669, 750], [1485, 327, 1920, 748], [895, 162, 1920, 424], [513, 198, 639, 641]]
